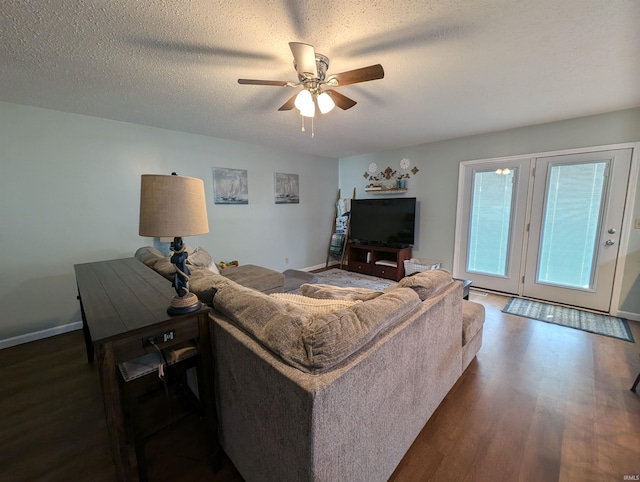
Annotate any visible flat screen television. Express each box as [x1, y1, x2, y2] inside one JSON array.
[[349, 197, 416, 247]]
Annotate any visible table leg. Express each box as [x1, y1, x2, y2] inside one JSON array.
[[631, 372, 640, 393], [97, 343, 132, 481], [197, 313, 222, 471], [77, 294, 94, 363]]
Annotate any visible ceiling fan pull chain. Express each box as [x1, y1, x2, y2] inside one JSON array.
[[311, 116, 315, 138], [301, 115, 305, 132]]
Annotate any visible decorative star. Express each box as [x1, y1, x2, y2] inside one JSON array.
[[411, 166, 420, 175]]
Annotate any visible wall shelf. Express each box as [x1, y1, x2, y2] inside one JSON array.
[[364, 188, 408, 194]]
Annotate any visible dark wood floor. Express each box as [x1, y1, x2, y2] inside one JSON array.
[[1, 292, 639, 481]]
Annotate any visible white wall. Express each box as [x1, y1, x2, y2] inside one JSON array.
[[0, 102, 338, 342], [339, 108, 640, 317]]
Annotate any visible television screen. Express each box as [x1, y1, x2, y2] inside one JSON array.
[[349, 197, 416, 247]]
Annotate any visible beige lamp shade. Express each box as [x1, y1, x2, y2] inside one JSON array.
[[139, 174, 209, 237]]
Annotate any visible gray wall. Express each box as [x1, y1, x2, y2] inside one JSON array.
[[2, 102, 639, 344], [0, 102, 338, 342], [339, 108, 640, 317]]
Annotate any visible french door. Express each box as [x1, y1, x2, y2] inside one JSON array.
[[455, 158, 531, 294], [455, 148, 632, 312]]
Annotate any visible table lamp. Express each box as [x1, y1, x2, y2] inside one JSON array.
[[139, 173, 209, 315]]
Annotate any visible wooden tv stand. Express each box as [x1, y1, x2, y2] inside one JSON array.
[[347, 243, 412, 281]]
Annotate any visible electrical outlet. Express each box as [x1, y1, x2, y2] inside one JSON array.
[[142, 329, 175, 347], [635, 218, 640, 229]]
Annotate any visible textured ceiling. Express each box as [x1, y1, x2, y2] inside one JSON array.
[[2, 0, 639, 159]]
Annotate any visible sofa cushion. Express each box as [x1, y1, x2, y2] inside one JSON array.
[[300, 283, 384, 301], [136, 245, 202, 278], [221, 264, 284, 294], [462, 300, 485, 345], [134, 246, 164, 268], [302, 288, 421, 372], [153, 256, 176, 280], [213, 280, 421, 374], [188, 269, 223, 306], [270, 293, 362, 314], [213, 279, 314, 370], [397, 269, 453, 300]]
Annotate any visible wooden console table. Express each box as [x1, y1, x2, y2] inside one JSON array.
[[74, 258, 218, 481]]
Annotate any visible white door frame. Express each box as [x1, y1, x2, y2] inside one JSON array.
[[454, 142, 639, 315]]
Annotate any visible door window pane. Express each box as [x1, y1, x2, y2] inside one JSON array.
[[467, 169, 514, 276], [537, 162, 607, 289]]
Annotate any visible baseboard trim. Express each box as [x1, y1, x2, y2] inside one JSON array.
[[302, 261, 340, 272], [0, 321, 83, 350], [616, 310, 640, 322]]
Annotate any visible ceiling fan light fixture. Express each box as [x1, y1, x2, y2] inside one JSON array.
[[317, 92, 335, 114], [294, 89, 313, 111], [300, 99, 315, 118], [238, 42, 384, 133]]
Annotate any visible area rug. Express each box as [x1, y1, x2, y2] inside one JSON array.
[[288, 268, 397, 293], [503, 297, 634, 342]]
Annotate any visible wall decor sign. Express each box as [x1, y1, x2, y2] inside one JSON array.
[[274, 173, 299, 204], [362, 157, 420, 192], [213, 167, 248, 204]]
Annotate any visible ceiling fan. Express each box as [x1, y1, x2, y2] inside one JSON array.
[[238, 42, 384, 124]]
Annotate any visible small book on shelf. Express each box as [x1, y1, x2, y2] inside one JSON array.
[[374, 260, 397, 267], [118, 341, 199, 382]]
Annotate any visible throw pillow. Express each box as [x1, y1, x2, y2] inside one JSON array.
[[270, 293, 361, 314], [300, 283, 384, 301], [184, 247, 220, 274], [206, 261, 220, 275], [186, 246, 212, 267]]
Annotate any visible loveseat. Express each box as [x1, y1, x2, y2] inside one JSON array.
[[135, 246, 485, 481]]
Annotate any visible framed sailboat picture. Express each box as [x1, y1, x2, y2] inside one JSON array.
[[274, 173, 299, 204], [213, 167, 248, 205]]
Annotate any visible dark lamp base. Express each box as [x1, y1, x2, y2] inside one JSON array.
[[167, 292, 202, 316]]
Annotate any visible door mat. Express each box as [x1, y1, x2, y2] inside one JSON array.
[[503, 297, 634, 342]]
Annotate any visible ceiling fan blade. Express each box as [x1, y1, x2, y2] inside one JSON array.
[[278, 93, 298, 111], [329, 64, 384, 86], [326, 90, 357, 110], [238, 79, 290, 86], [289, 42, 317, 77]]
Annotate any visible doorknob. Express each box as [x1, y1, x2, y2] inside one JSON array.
[[605, 239, 616, 246]]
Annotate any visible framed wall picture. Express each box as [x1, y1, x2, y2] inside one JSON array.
[[274, 173, 299, 204], [213, 167, 248, 204]]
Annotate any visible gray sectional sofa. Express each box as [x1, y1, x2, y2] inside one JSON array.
[[135, 245, 285, 296], [135, 246, 485, 482]]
